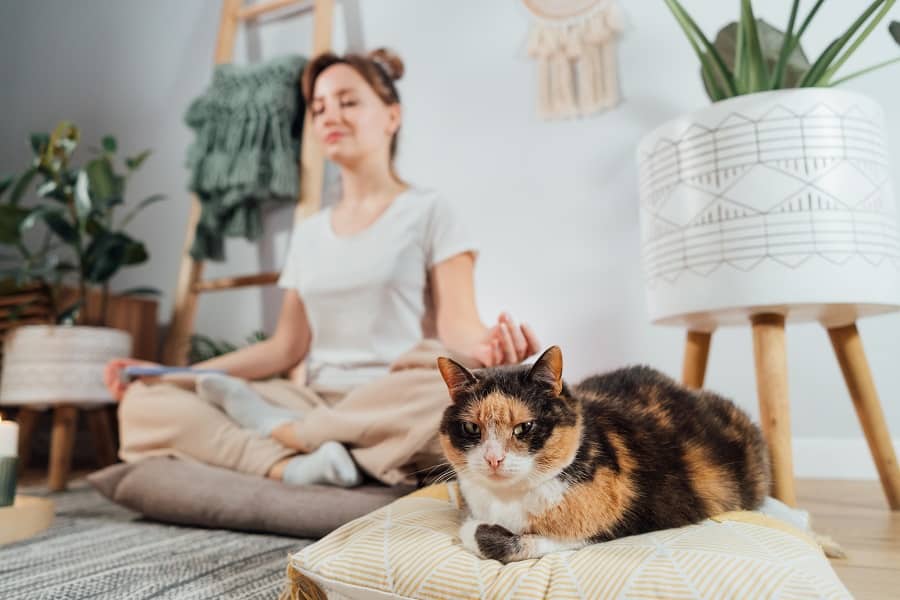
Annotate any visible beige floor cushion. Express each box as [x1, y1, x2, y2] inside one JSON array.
[[285, 483, 850, 599]]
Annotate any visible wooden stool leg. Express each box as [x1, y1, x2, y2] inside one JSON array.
[[86, 407, 117, 468], [751, 313, 796, 506], [682, 330, 712, 389], [828, 323, 900, 510], [48, 406, 78, 492], [15, 408, 42, 474]]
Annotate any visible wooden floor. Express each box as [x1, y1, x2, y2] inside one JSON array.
[[795, 479, 900, 599], [18, 470, 899, 598]]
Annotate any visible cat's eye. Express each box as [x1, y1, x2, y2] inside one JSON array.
[[513, 421, 534, 438], [461, 422, 480, 436]]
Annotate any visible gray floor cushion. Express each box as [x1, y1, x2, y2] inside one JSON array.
[[88, 458, 413, 538]]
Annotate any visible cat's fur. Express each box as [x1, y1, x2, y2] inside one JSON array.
[[437, 346, 770, 563]]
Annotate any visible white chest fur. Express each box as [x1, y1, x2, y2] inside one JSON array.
[[458, 476, 569, 534]]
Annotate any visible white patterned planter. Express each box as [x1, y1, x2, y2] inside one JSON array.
[[0, 325, 132, 407], [637, 89, 900, 329]]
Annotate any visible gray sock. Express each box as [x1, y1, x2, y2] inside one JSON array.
[[197, 374, 302, 435], [282, 441, 362, 488]]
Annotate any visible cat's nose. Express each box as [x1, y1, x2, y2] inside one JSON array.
[[485, 454, 505, 469]]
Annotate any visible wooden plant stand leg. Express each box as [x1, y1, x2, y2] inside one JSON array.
[[15, 407, 42, 474], [48, 406, 79, 492], [86, 406, 117, 468], [682, 330, 712, 390], [828, 322, 900, 511], [751, 313, 796, 506]]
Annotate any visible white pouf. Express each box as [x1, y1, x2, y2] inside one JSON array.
[[0, 325, 132, 407]]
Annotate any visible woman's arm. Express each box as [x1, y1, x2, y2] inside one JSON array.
[[192, 289, 312, 379], [431, 253, 540, 366], [105, 289, 311, 400]]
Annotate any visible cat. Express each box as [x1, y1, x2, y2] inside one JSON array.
[[436, 345, 770, 563]]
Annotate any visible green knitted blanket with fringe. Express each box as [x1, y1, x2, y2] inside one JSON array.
[[185, 54, 307, 261]]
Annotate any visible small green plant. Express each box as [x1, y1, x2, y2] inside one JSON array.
[[664, 0, 900, 101], [0, 121, 165, 325], [188, 330, 268, 364]]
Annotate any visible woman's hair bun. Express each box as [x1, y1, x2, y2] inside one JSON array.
[[368, 47, 404, 81]]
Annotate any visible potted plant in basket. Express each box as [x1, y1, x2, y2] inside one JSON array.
[[637, 1, 900, 328], [0, 121, 165, 406]]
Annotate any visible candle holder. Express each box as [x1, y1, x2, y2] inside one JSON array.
[[0, 455, 17, 507]]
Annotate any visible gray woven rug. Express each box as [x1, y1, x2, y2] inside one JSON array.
[[0, 481, 312, 599]]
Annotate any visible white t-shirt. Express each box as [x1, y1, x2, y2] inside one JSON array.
[[278, 187, 477, 390]]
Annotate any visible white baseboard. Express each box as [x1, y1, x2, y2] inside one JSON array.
[[793, 438, 900, 479]]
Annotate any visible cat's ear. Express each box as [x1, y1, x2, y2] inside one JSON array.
[[528, 346, 563, 395], [437, 357, 477, 402]]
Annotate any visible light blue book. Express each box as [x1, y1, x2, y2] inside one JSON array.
[[121, 366, 226, 381]]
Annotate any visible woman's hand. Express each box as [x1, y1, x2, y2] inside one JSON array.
[[472, 312, 541, 367], [104, 358, 160, 402]]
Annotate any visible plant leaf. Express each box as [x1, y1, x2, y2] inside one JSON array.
[[769, 0, 800, 88], [821, 0, 895, 83], [118, 193, 166, 229], [0, 205, 31, 244], [125, 149, 152, 170], [42, 211, 79, 244], [891, 20, 900, 44], [30, 133, 49, 156], [86, 157, 123, 208], [74, 170, 92, 222], [665, 0, 737, 97], [122, 239, 148, 265], [829, 55, 900, 85], [20, 206, 57, 233], [101, 135, 117, 154], [57, 300, 82, 325], [9, 167, 37, 205], [741, 0, 769, 91], [802, 0, 888, 86], [0, 175, 12, 197], [118, 286, 160, 297]]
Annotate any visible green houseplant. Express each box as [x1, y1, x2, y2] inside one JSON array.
[[663, 0, 900, 101], [0, 122, 165, 407], [0, 121, 164, 325]]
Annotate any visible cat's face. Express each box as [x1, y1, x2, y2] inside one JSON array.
[[437, 347, 581, 490]]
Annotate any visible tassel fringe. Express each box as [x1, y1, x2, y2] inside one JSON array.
[[525, 1, 623, 120]]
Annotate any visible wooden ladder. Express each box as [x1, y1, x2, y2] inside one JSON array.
[[161, 0, 334, 365]]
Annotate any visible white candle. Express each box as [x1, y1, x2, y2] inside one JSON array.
[[0, 417, 18, 457]]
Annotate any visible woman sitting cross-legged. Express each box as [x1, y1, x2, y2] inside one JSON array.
[[104, 48, 541, 488]]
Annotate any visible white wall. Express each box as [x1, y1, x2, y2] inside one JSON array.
[[2, 0, 899, 478]]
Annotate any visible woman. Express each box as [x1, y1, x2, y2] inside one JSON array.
[[105, 48, 540, 488]]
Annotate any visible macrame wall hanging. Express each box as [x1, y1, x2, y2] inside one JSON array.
[[523, 0, 624, 120]]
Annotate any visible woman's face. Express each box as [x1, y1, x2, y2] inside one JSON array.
[[310, 63, 400, 166]]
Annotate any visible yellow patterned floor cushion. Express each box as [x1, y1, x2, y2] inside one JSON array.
[[285, 483, 851, 600]]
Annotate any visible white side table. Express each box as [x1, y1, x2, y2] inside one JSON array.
[[638, 89, 900, 509]]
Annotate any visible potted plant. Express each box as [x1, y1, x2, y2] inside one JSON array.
[[637, 1, 900, 327], [0, 121, 165, 406]]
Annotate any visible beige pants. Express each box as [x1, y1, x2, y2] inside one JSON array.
[[118, 340, 459, 485]]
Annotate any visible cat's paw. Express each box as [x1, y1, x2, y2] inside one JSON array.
[[459, 519, 488, 558], [475, 523, 521, 563]]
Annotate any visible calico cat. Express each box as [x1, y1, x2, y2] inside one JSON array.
[[436, 346, 770, 563]]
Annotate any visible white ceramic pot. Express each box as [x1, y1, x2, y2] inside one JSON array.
[[637, 88, 900, 329], [0, 325, 132, 407]]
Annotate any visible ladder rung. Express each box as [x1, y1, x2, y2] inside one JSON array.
[[237, 0, 312, 20], [192, 272, 280, 293]]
